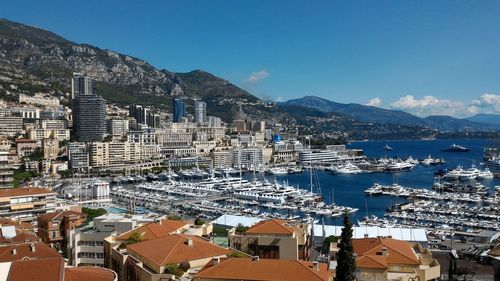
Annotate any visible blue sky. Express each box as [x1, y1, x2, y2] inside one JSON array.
[[2, 0, 500, 117]]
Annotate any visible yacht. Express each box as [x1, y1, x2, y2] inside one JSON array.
[[383, 144, 393, 151], [443, 166, 463, 180], [267, 167, 289, 175], [459, 166, 480, 181], [477, 168, 494, 180], [442, 144, 470, 152], [332, 163, 363, 174]]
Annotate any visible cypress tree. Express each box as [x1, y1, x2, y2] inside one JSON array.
[[335, 211, 356, 281]]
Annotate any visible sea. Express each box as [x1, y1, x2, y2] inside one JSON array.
[[246, 139, 500, 225]]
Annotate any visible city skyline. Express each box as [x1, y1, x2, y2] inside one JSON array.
[[2, 1, 500, 117]]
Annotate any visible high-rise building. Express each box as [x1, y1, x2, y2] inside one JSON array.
[[173, 98, 185, 123], [0, 151, 13, 189], [72, 94, 107, 142], [71, 73, 93, 99], [194, 100, 207, 123]]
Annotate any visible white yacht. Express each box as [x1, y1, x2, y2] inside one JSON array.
[[477, 168, 494, 180], [443, 166, 463, 180], [267, 167, 288, 175], [459, 166, 480, 181], [333, 163, 363, 174]]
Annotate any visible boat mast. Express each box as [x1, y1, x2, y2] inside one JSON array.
[[309, 137, 313, 194]]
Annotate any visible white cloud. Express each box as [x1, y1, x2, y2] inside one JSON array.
[[245, 70, 269, 83], [390, 95, 466, 117], [472, 93, 500, 112], [366, 97, 382, 107]]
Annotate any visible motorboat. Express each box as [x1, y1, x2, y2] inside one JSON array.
[[383, 144, 393, 151], [332, 163, 364, 174], [442, 144, 470, 152], [477, 168, 494, 180], [443, 166, 463, 180], [459, 166, 480, 181]]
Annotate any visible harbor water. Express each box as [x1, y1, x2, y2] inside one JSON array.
[[252, 139, 500, 225]]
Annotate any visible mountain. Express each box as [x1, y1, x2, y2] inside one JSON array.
[[285, 96, 424, 125], [0, 18, 274, 122], [465, 114, 500, 126], [285, 96, 500, 131]]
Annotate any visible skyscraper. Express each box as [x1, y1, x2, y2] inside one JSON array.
[[194, 100, 207, 124], [72, 75, 107, 142], [71, 73, 93, 99], [173, 98, 185, 123]]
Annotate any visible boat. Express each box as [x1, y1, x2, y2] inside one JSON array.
[[477, 168, 494, 180], [443, 166, 463, 180], [483, 148, 500, 177], [383, 144, 393, 151], [442, 144, 470, 152], [331, 163, 364, 174], [267, 167, 288, 175], [459, 167, 479, 181]]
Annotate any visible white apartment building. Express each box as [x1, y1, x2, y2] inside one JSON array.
[[28, 128, 70, 141]]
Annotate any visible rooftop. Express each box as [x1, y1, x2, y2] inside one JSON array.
[[6, 257, 64, 281], [117, 219, 189, 241], [352, 237, 420, 267], [195, 258, 331, 281], [245, 219, 296, 235], [126, 234, 232, 267], [64, 266, 116, 281], [0, 188, 55, 198]]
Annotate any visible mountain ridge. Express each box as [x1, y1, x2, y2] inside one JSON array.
[[284, 96, 500, 131]]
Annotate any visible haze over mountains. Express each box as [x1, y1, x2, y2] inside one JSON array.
[[284, 96, 500, 131], [0, 18, 498, 135]]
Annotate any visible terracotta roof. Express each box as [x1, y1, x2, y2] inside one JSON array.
[[64, 266, 116, 281], [356, 255, 388, 269], [195, 258, 331, 281], [352, 237, 419, 266], [0, 242, 61, 262], [0, 218, 33, 230], [245, 219, 296, 235], [127, 234, 231, 267], [117, 219, 189, 241], [0, 187, 55, 198], [7, 257, 64, 281], [38, 210, 85, 222]]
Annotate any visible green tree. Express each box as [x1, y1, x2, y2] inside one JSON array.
[[322, 235, 339, 254], [194, 217, 205, 226], [335, 211, 356, 281], [125, 232, 144, 245]]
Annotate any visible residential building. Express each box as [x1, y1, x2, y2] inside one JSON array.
[[210, 148, 233, 168], [173, 98, 185, 123], [71, 72, 93, 99], [194, 100, 207, 123], [43, 138, 59, 160], [195, 257, 333, 281], [129, 104, 149, 126], [28, 128, 70, 142], [232, 147, 263, 169], [350, 237, 440, 281], [67, 213, 162, 267], [72, 93, 107, 142], [37, 210, 87, 251], [89, 141, 161, 171], [11, 107, 40, 119], [68, 142, 89, 170], [0, 188, 57, 222], [0, 116, 23, 136], [41, 119, 66, 130], [15, 138, 37, 158], [0, 151, 13, 189], [228, 219, 312, 260], [207, 116, 222, 127], [108, 234, 233, 281]]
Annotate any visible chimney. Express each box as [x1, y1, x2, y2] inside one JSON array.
[[213, 257, 220, 266], [387, 235, 392, 239], [12, 248, 17, 255], [312, 261, 319, 271], [382, 247, 388, 256], [364, 234, 369, 238], [187, 238, 193, 246], [252, 256, 260, 261], [30, 244, 36, 252]]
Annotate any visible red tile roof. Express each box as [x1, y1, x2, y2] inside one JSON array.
[[245, 219, 295, 235], [356, 255, 388, 269], [38, 210, 85, 222], [195, 258, 331, 281], [7, 257, 64, 281], [117, 219, 189, 241], [64, 266, 116, 281], [0, 187, 55, 198], [0, 242, 61, 262], [352, 237, 419, 266], [127, 234, 232, 267]]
